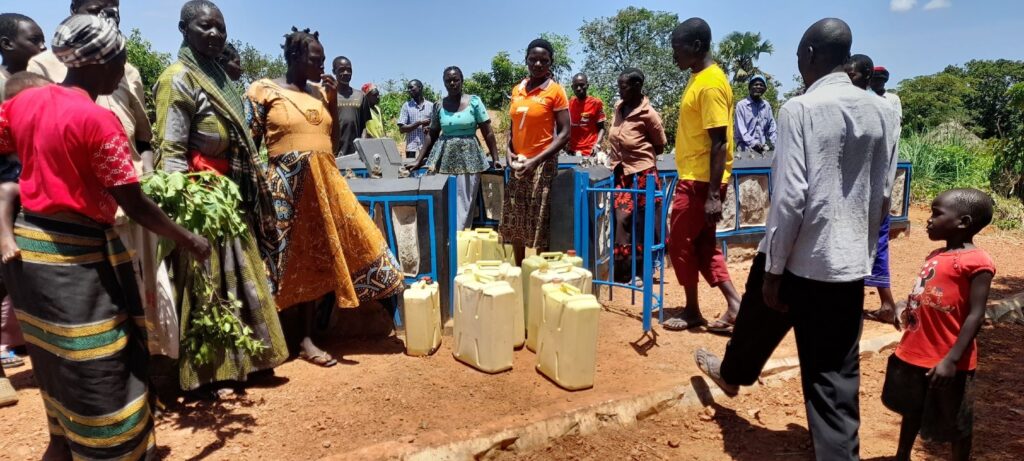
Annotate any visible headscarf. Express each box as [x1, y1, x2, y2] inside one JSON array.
[[361, 82, 376, 94], [51, 14, 125, 68], [873, 66, 890, 80]]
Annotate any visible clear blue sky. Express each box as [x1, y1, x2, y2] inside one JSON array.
[[19, 0, 1024, 93]]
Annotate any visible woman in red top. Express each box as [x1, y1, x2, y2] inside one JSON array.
[[0, 15, 208, 460]]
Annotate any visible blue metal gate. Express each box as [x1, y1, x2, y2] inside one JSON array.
[[576, 171, 670, 333]]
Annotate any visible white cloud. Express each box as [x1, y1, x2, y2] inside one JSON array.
[[924, 0, 952, 10], [890, 0, 917, 12]]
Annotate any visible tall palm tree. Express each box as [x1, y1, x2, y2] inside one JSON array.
[[715, 32, 775, 83]]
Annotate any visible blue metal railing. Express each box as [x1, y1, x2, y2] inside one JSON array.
[[579, 172, 668, 333]]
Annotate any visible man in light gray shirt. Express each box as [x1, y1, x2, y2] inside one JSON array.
[[695, 18, 899, 461]]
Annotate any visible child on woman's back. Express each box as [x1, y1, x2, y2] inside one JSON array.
[[883, 188, 996, 461], [0, 71, 52, 262]]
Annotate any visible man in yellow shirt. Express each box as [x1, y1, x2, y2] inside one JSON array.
[[663, 18, 742, 333]]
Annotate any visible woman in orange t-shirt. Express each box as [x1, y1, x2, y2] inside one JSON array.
[[499, 38, 570, 262]]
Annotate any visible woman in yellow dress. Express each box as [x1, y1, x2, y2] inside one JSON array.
[[246, 28, 403, 367]]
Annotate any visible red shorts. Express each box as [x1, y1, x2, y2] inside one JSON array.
[[667, 180, 732, 289]]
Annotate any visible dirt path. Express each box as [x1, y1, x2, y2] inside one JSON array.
[[503, 323, 1024, 461], [1, 206, 1022, 460]]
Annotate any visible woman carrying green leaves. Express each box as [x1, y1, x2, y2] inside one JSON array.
[[152, 0, 287, 397]]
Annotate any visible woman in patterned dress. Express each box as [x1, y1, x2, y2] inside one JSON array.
[[247, 28, 403, 367]]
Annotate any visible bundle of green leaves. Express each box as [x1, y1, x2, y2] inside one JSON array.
[[142, 171, 266, 366]]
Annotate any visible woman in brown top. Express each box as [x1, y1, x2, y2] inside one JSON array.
[[607, 68, 666, 284]]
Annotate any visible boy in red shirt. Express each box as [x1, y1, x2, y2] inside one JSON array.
[[882, 188, 995, 461]]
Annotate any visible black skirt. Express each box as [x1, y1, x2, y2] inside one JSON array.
[[881, 354, 975, 442]]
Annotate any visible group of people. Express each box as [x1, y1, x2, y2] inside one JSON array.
[[0, 2, 997, 461], [671, 18, 992, 461]]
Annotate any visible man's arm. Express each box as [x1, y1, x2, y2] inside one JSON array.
[[762, 105, 807, 277], [765, 104, 779, 148], [593, 120, 606, 154], [705, 126, 728, 225]]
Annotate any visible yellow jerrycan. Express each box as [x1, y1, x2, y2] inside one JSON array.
[[401, 277, 441, 356], [456, 228, 514, 267], [525, 262, 593, 352], [457, 261, 525, 348], [536, 281, 601, 391], [453, 271, 516, 373]]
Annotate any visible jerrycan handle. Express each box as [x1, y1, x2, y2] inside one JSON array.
[[540, 252, 564, 260], [475, 228, 495, 235], [474, 272, 496, 283], [476, 260, 502, 267], [559, 283, 582, 296]]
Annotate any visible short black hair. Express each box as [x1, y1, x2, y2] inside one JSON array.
[[847, 54, 874, 76], [180, 0, 219, 25], [0, 13, 33, 41], [672, 18, 712, 53], [943, 188, 995, 234], [619, 67, 645, 86], [442, 66, 463, 79], [332, 56, 350, 68], [526, 38, 554, 58], [282, 26, 320, 65], [408, 79, 422, 88]]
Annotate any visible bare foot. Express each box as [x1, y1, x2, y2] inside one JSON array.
[[1, 237, 20, 264]]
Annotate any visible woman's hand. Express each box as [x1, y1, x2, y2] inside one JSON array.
[[180, 233, 212, 262], [321, 74, 339, 101]]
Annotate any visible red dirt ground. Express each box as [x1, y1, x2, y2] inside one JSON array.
[[504, 322, 1024, 461], [1, 205, 1022, 460]]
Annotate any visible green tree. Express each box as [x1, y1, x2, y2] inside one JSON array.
[[961, 59, 1024, 138], [464, 51, 525, 109], [897, 71, 973, 133], [232, 40, 287, 85], [715, 31, 774, 84], [781, 74, 805, 102], [577, 7, 685, 143], [124, 29, 171, 120]]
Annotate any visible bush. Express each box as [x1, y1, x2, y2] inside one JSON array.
[[901, 129, 1024, 230], [899, 131, 993, 199]]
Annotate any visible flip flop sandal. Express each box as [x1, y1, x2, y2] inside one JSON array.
[[694, 348, 739, 397], [299, 350, 338, 368], [663, 315, 707, 331], [864, 308, 896, 324], [0, 377, 17, 407], [1, 351, 24, 369], [706, 319, 735, 335]]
